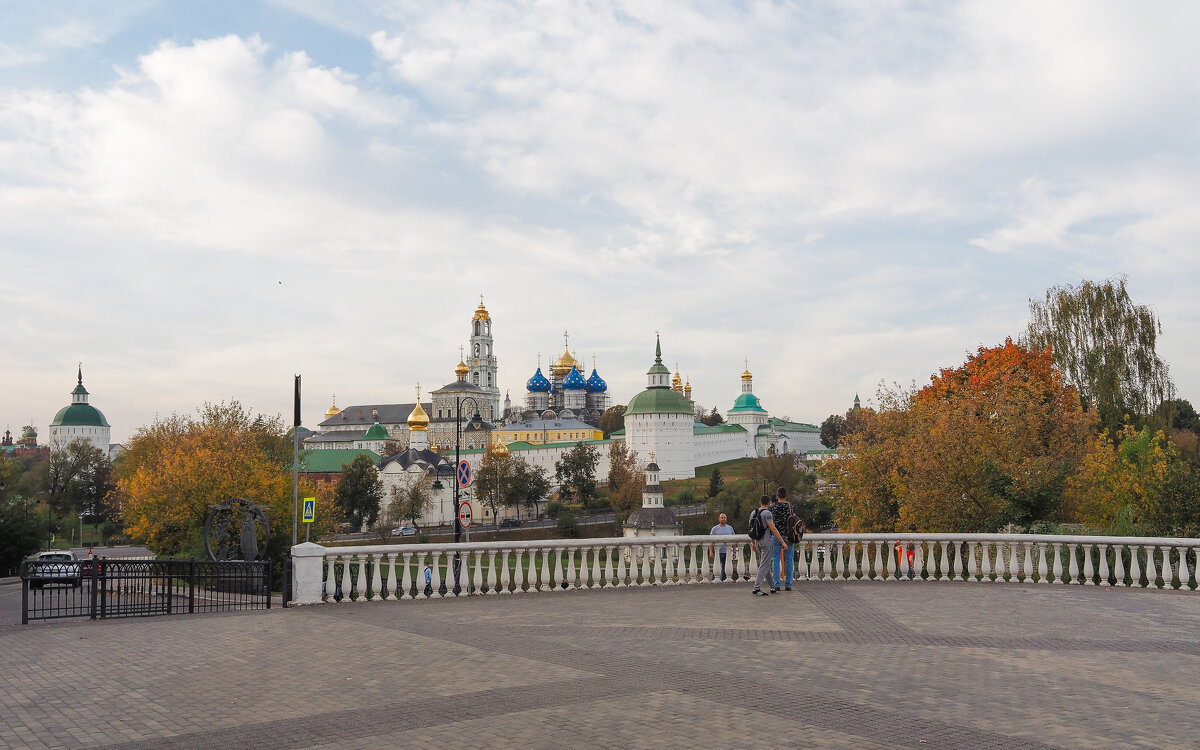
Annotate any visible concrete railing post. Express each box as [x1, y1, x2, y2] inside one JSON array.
[[291, 542, 328, 605]]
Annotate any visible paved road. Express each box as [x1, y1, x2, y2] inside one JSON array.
[[2, 581, 1198, 748]]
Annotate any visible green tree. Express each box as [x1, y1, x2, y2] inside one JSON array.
[[474, 450, 512, 526], [555, 442, 598, 505], [508, 456, 551, 519], [819, 414, 846, 449], [701, 407, 725, 427], [706, 466, 724, 498], [605, 441, 642, 518], [335, 454, 384, 530], [1156, 398, 1199, 435], [0, 461, 43, 575], [751, 454, 803, 497], [557, 511, 581, 538], [1024, 277, 1175, 432], [598, 405, 626, 437], [387, 473, 437, 532]]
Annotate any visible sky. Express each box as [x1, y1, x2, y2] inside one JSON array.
[[2, 1, 1198, 445]]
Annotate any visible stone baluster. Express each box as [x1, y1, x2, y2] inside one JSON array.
[[1161, 546, 1176, 590], [1066, 543, 1079, 584], [538, 547, 552, 591], [1143, 545, 1158, 589], [605, 545, 618, 587], [385, 553, 398, 600], [527, 547, 539, 593], [914, 541, 927, 582], [1188, 546, 1199, 589], [699, 543, 712, 583], [1128, 544, 1143, 588], [616, 546, 628, 587], [326, 555, 339, 602], [980, 542, 992, 583], [468, 549, 481, 595], [965, 541, 978, 583], [1082, 544, 1095, 585], [487, 549, 500, 595], [1113, 543, 1127, 587], [638, 546, 651, 586], [648, 546, 661, 585], [339, 554, 354, 600], [352, 554, 366, 601], [950, 541, 963, 582], [563, 548, 577, 590], [400, 551, 414, 600], [936, 541, 949, 582], [1049, 543, 1063, 584], [1180, 546, 1195, 590], [684, 544, 697, 584], [1018, 543, 1032, 583], [590, 546, 603, 589], [844, 542, 857, 581], [1097, 544, 1110, 586], [369, 553, 383, 601], [512, 548, 525, 594], [427, 552, 442, 598], [828, 542, 840, 581], [747, 542, 759, 582]]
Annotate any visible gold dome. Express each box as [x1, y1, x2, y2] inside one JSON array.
[[325, 395, 340, 419], [672, 367, 683, 391], [550, 346, 578, 378], [473, 294, 491, 322], [489, 437, 510, 458], [407, 400, 430, 431], [684, 378, 692, 393], [455, 359, 470, 377], [741, 359, 753, 382]]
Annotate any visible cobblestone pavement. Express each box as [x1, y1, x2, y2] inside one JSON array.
[[1, 582, 1198, 749]]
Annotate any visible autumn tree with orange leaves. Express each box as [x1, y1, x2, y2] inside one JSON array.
[[827, 339, 1096, 532], [115, 402, 335, 558]]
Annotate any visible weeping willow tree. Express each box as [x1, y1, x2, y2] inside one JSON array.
[[1023, 277, 1174, 433]]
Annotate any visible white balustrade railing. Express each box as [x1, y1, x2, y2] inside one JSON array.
[[289, 533, 1200, 605]]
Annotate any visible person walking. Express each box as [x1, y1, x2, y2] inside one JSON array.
[[768, 487, 796, 591], [708, 513, 736, 580], [751, 495, 786, 596]]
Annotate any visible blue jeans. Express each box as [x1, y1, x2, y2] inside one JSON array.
[[771, 538, 794, 587]]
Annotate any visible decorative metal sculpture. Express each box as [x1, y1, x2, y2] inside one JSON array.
[[204, 498, 270, 562]]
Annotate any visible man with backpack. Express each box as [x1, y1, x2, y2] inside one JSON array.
[[768, 487, 801, 591], [749, 495, 787, 596]]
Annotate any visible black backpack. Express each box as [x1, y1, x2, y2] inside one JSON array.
[[747, 509, 766, 540]]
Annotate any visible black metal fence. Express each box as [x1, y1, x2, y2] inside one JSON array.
[[20, 558, 272, 624]]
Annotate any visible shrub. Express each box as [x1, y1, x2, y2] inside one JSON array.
[[557, 512, 581, 538], [546, 501, 563, 519]]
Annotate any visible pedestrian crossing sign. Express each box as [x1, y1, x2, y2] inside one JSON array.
[[302, 497, 316, 523]]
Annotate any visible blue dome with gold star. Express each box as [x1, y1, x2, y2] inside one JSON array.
[[526, 366, 551, 393], [562, 365, 587, 390], [585, 367, 607, 393]]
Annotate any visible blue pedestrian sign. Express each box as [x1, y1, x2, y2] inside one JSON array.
[[457, 460, 472, 487], [302, 497, 316, 523]]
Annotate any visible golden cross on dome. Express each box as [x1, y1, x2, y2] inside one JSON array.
[[459, 345, 465, 361], [479, 293, 484, 306], [563, 330, 569, 348], [650, 451, 656, 462], [415, 383, 422, 401]]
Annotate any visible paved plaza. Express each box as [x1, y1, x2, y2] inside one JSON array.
[[1, 581, 1198, 749]]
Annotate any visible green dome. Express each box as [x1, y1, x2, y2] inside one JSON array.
[[729, 393, 766, 413], [361, 422, 390, 441], [51, 403, 110, 427], [626, 388, 694, 416]]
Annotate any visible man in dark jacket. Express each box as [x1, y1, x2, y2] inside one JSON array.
[[769, 487, 797, 590]]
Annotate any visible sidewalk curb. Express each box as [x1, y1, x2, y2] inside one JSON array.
[[0, 577, 21, 587]]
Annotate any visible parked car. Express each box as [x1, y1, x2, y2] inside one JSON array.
[[79, 557, 103, 576], [27, 551, 81, 589], [499, 519, 523, 528], [391, 526, 418, 537]]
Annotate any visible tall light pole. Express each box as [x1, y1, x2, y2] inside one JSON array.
[[452, 396, 483, 594]]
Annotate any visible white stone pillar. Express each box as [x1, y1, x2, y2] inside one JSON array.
[[290, 542, 327, 605]]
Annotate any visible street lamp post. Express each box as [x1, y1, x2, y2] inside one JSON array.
[[451, 396, 483, 594]]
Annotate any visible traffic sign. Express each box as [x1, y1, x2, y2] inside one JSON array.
[[457, 459, 472, 487], [302, 497, 316, 523], [458, 501, 473, 529]]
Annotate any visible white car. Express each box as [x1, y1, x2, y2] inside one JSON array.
[[27, 551, 82, 589], [391, 526, 418, 537]]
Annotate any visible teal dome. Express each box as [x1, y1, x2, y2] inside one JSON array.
[[729, 393, 766, 413], [626, 388, 694, 416], [361, 422, 390, 440], [51, 403, 109, 428]]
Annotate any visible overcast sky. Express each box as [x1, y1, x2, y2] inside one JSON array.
[[3, 1, 1198, 444]]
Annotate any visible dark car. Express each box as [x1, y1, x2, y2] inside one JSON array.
[[499, 519, 523, 528]]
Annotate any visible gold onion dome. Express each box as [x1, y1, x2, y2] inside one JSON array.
[[473, 300, 491, 321], [672, 367, 683, 390], [489, 438, 510, 457], [741, 360, 753, 382], [325, 395, 340, 418], [455, 359, 470, 377], [551, 346, 578, 378], [407, 401, 430, 431]]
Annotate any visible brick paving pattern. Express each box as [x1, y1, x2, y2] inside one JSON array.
[[1, 581, 1197, 748]]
